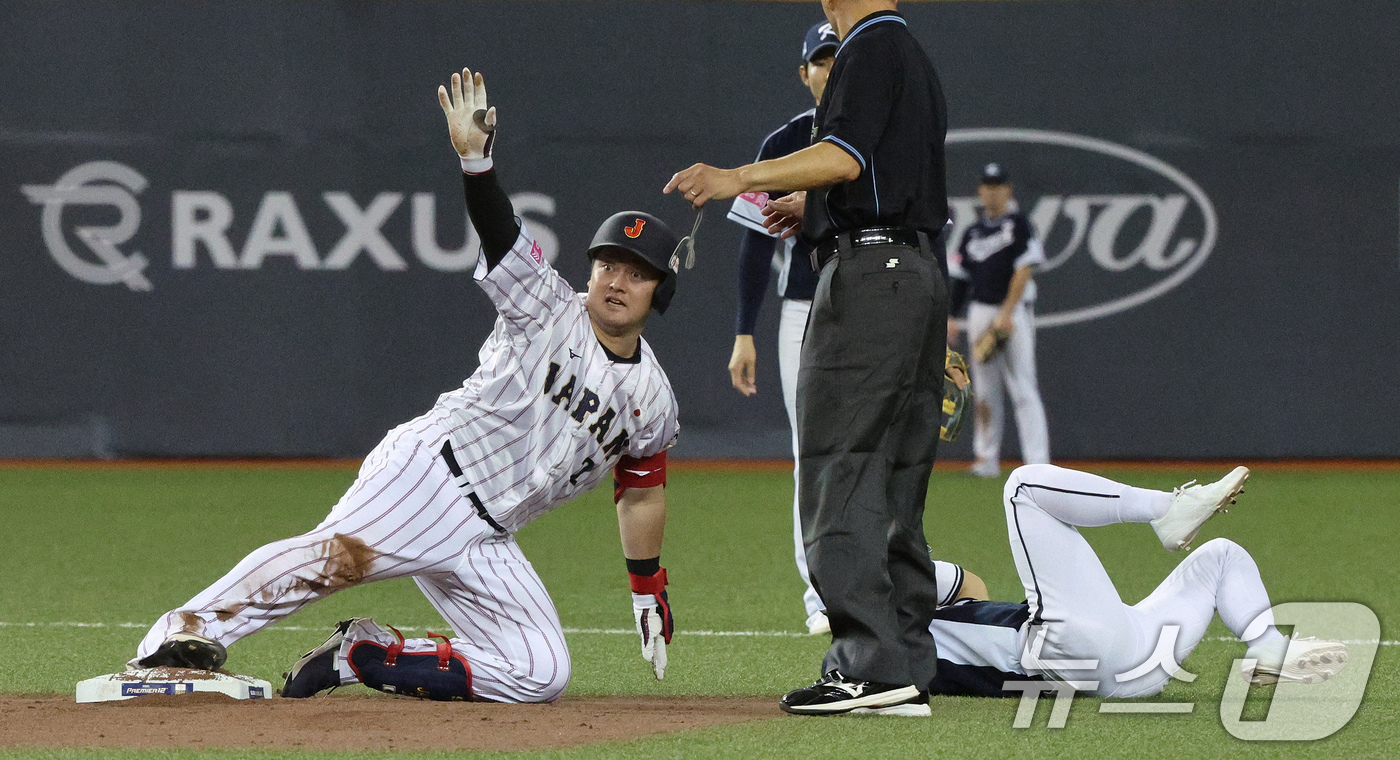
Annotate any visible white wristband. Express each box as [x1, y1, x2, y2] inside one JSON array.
[[460, 155, 494, 175]]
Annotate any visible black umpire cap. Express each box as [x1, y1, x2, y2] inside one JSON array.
[[980, 162, 1009, 185], [587, 212, 679, 314], [803, 21, 839, 62]]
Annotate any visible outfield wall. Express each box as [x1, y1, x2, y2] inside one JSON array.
[[2, 0, 1397, 459]]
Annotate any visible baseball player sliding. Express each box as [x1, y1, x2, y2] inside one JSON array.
[[130, 67, 684, 703], [920, 465, 1347, 699]]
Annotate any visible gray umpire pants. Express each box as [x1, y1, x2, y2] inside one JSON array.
[[796, 232, 948, 688]]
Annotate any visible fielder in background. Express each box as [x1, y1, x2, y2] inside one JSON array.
[[921, 464, 1348, 697], [725, 20, 839, 637], [948, 163, 1050, 478], [129, 67, 683, 703]]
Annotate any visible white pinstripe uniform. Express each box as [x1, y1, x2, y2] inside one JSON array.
[[133, 222, 680, 703]]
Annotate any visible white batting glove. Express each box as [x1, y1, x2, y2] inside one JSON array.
[[436, 67, 497, 162], [632, 593, 669, 680]]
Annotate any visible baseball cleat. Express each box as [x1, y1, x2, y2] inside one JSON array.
[[137, 632, 228, 671], [807, 612, 831, 636], [780, 671, 929, 716], [281, 618, 364, 698], [1151, 466, 1249, 552], [968, 461, 1001, 479], [1246, 637, 1349, 686]]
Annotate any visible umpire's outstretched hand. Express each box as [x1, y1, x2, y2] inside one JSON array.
[[664, 164, 745, 209]]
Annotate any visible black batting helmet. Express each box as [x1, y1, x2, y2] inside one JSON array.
[[586, 211, 679, 314]]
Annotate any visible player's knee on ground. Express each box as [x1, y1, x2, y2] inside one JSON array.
[[509, 649, 571, 703], [456, 639, 570, 704]]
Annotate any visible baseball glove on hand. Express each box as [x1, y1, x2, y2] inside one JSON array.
[[973, 326, 1011, 363], [941, 349, 972, 443], [629, 568, 673, 680]]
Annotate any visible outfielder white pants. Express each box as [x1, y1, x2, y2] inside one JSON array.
[[1003, 465, 1284, 697], [778, 297, 824, 627], [133, 413, 570, 703], [967, 301, 1049, 467]]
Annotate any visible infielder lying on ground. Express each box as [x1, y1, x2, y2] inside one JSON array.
[[913, 465, 1347, 700], [130, 68, 685, 703]]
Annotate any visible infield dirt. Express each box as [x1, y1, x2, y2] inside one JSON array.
[[0, 693, 779, 751]]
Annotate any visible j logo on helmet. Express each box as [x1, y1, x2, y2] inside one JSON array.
[[623, 219, 646, 238]]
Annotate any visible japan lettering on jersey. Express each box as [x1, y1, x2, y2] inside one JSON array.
[[431, 223, 680, 532]]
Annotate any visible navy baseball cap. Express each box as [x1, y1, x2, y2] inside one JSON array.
[[980, 163, 1009, 185], [802, 21, 839, 62]]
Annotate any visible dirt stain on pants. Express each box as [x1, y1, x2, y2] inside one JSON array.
[[177, 612, 205, 634], [303, 533, 378, 594]]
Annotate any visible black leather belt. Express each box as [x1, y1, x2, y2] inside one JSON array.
[[812, 226, 924, 269], [439, 441, 508, 534]]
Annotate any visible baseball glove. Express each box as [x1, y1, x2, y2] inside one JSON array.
[[973, 326, 1011, 363], [941, 349, 972, 442]]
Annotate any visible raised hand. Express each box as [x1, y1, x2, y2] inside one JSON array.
[[437, 68, 496, 159]]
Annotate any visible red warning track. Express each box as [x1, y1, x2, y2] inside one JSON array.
[[1, 458, 1398, 472]]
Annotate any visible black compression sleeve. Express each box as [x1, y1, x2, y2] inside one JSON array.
[[626, 557, 661, 576], [462, 168, 521, 272], [735, 229, 777, 335]]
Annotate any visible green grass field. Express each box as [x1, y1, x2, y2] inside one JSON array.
[[0, 463, 1394, 758]]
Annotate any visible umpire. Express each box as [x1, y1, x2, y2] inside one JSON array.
[[666, 0, 949, 716]]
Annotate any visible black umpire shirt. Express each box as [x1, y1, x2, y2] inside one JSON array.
[[802, 11, 949, 245]]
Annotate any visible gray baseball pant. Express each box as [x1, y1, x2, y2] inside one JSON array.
[[796, 232, 949, 688]]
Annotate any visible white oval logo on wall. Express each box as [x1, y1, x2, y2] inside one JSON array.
[[945, 129, 1218, 328]]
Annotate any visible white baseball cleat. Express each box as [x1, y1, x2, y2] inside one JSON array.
[[1151, 466, 1250, 552], [807, 612, 831, 636], [968, 461, 1001, 479], [1246, 637, 1349, 686]]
